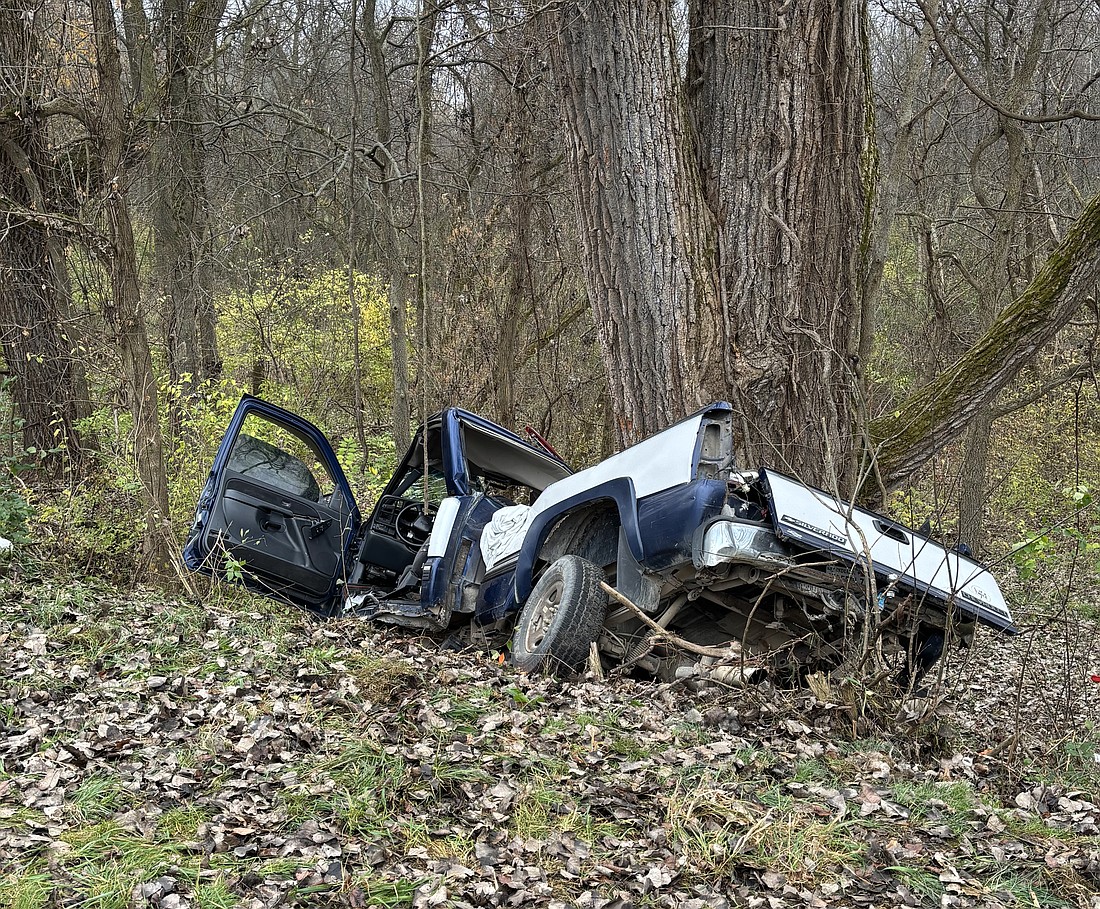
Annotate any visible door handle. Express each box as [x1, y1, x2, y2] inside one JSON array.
[[872, 519, 908, 545], [259, 509, 284, 533]]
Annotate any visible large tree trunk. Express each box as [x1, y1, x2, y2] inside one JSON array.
[[412, 0, 441, 412], [554, 0, 1096, 500], [552, 0, 721, 446], [553, 0, 867, 488], [90, 0, 171, 569], [0, 0, 93, 474], [687, 0, 869, 490]]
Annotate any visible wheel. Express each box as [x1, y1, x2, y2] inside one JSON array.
[[511, 555, 607, 674]]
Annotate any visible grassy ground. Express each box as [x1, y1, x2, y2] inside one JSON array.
[[1, 571, 1098, 908]]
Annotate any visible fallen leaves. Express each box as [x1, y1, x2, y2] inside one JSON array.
[[1, 576, 1098, 908]]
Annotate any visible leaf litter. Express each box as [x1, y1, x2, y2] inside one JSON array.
[[0, 576, 1097, 908]]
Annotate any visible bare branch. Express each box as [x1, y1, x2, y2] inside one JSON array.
[[918, 0, 1100, 123]]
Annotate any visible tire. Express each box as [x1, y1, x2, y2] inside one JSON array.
[[511, 555, 607, 674]]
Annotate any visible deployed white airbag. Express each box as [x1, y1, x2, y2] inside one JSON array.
[[480, 504, 534, 572]]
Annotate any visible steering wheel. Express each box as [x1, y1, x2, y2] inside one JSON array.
[[395, 501, 434, 548]]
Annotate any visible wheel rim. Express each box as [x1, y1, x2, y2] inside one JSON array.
[[523, 578, 563, 652]]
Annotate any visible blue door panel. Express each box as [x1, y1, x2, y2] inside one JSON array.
[[183, 395, 361, 613]]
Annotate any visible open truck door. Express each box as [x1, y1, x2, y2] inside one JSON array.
[[183, 396, 361, 615]]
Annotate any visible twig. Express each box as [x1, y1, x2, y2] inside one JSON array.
[[599, 581, 741, 660]]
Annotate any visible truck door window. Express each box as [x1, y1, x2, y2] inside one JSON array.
[[227, 413, 337, 503]]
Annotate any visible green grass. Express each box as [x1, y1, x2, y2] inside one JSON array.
[[890, 780, 975, 832], [1, 816, 331, 909], [401, 822, 476, 861], [0, 807, 48, 833], [665, 788, 752, 877], [341, 875, 423, 909], [56, 821, 180, 909], [751, 815, 864, 879], [757, 782, 795, 810], [791, 757, 842, 787], [984, 869, 1076, 908], [156, 806, 208, 840], [889, 865, 943, 905], [279, 739, 413, 837], [193, 880, 237, 909], [506, 773, 626, 845], [70, 773, 138, 823], [0, 872, 52, 909], [610, 733, 651, 759], [432, 690, 498, 732]]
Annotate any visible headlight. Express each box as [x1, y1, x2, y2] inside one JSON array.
[[693, 520, 791, 569]]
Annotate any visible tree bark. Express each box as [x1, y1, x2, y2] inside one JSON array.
[[493, 28, 539, 431], [936, 0, 1051, 551], [0, 0, 93, 474], [413, 0, 440, 412], [553, 0, 721, 447], [144, 0, 226, 386], [90, 0, 172, 568], [553, 0, 867, 488], [687, 0, 869, 489]]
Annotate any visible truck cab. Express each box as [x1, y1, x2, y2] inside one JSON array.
[[183, 395, 572, 625]]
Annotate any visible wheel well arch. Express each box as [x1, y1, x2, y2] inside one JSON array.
[[539, 501, 620, 569], [513, 479, 643, 603]]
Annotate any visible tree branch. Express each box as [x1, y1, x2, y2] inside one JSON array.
[[918, 0, 1100, 123], [870, 187, 1100, 486], [0, 96, 91, 127], [991, 360, 1096, 419], [0, 193, 110, 257]]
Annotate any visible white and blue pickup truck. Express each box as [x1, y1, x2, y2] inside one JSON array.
[[185, 396, 1015, 682]]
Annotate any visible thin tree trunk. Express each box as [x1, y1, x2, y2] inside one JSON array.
[[413, 1, 440, 410], [937, 0, 1051, 551], [860, 4, 938, 366], [957, 408, 993, 552], [90, 0, 171, 569], [363, 0, 411, 450], [347, 0, 368, 467], [146, 0, 225, 387], [494, 36, 538, 430]]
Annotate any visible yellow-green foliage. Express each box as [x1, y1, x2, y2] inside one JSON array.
[[215, 267, 402, 501], [37, 269, 405, 575], [162, 378, 252, 525], [217, 268, 395, 420]]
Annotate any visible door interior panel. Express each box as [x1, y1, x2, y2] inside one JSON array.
[[205, 474, 350, 599]]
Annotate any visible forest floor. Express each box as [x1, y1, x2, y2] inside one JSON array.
[[1, 569, 1098, 909]]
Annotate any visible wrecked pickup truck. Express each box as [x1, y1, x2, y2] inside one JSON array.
[[184, 395, 1015, 682]]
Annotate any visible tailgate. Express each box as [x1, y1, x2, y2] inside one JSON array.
[[762, 469, 1015, 633]]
